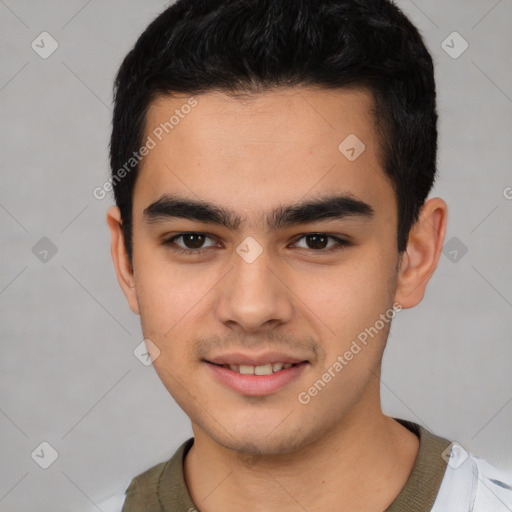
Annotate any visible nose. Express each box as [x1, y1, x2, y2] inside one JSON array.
[[215, 242, 294, 334]]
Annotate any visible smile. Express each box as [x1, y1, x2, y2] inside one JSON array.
[[214, 362, 295, 375], [206, 361, 309, 396]]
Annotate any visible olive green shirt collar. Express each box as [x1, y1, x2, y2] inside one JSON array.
[[123, 418, 451, 512]]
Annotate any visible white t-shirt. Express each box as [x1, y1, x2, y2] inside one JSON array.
[[432, 444, 512, 511]]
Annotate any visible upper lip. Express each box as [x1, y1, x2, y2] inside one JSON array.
[[206, 351, 309, 366]]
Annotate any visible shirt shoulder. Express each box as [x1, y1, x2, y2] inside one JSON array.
[[432, 442, 512, 512], [96, 438, 195, 512]]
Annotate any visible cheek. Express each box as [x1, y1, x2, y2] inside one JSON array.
[[134, 255, 203, 341], [289, 249, 396, 342], [135, 264, 206, 398]]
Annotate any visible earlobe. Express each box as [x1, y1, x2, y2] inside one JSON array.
[[106, 206, 140, 315], [394, 197, 448, 309]]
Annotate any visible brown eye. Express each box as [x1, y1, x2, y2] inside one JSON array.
[[181, 233, 207, 249], [164, 232, 217, 254], [292, 233, 351, 253], [304, 234, 329, 250]]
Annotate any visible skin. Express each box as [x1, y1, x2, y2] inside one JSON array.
[[107, 86, 447, 511]]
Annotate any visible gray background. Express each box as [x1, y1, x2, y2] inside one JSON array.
[[1, 0, 511, 510]]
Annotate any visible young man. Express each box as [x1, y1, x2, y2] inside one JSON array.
[[103, 0, 512, 510]]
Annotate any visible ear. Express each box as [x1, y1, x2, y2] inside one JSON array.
[[394, 197, 448, 309], [106, 205, 140, 315]]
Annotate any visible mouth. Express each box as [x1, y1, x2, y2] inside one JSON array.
[[204, 360, 309, 396], [209, 361, 298, 375]]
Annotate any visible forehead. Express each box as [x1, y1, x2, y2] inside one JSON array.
[[133, 86, 394, 225]]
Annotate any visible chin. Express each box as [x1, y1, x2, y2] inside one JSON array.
[[197, 416, 324, 457]]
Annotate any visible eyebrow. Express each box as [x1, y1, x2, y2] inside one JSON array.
[[143, 193, 374, 231]]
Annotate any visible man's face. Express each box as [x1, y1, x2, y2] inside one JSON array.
[[124, 87, 402, 454]]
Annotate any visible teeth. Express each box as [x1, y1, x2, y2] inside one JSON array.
[[239, 364, 255, 375], [255, 364, 273, 375], [222, 362, 296, 374], [272, 362, 284, 372]]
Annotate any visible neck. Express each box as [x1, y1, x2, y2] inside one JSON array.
[[183, 400, 419, 512]]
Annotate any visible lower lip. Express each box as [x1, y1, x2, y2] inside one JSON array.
[[206, 362, 308, 396]]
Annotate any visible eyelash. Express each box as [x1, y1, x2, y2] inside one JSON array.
[[162, 232, 352, 256]]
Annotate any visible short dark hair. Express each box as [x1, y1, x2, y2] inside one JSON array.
[[110, 0, 437, 263]]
